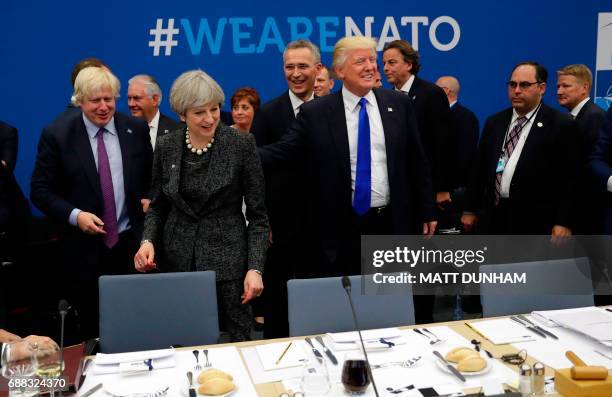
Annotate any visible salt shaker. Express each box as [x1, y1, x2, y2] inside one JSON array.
[[519, 364, 533, 397], [532, 362, 545, 395]]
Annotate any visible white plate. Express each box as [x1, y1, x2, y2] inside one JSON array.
[[435, 356, 491, 376]]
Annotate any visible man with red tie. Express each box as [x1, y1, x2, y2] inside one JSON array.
[[31, 67, 152, 340]]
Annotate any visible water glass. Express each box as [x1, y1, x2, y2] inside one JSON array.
[[300, 356, 331, 396]]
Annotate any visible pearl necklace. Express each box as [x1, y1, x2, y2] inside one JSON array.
[[185, 128, 214, 155]]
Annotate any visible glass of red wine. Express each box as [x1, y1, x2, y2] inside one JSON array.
[[341, 352, 371, 395]]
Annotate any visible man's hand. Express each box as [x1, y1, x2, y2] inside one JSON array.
[[23, 335, 59, 357], [551, 225, 572, 245], [241, 270, 263, 304], [461, 214, 478, 233], [436, 191, 452, 210], [422, 221, 437, 238], [134, 241, 156, 272], [141, 199, 151, 213], [76, 211, 106, 235]]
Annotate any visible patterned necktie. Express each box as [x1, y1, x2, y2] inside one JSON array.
[[97, 128, 119, 248], [494, 116, 527, 204], [353, 98, 371, 216]]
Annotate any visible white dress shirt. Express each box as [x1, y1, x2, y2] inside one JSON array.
[[342, 86, 389, 207], [288, 90, 314, 116], [149, 110, 161, 149], [570, 97, 590, 119], [500, 105, 541, 198], [397, 75, 416, 95]]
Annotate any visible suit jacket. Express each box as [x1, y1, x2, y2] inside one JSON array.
[[156, 113, 182, 142], [451, 102, 480, 188], [30, 111, 152, 279], [0, 121, 29, 232], [590, 106, 612, 233], [259, 88, 435, 266], [407, 76, 456, 192], [574, 100, 607, 233], [465, 103, 581, 234], [142, 125, 268, 281], [251, 91, 304, 243]]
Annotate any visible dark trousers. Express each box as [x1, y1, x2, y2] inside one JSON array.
[[263, 241, 296, 339], [66, 230, 138, 341]]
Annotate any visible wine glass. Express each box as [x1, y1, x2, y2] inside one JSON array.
[[36, 343, 63, 397], [1, 340, 39, 397], [300, 356, 331, 396], [341, 352, 371, 395]]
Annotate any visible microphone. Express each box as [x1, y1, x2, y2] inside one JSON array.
[[341, 276, 379, 397], [58, 299, 70, 397]]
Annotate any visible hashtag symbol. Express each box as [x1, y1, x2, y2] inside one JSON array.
[[149, 18, 179, 56]]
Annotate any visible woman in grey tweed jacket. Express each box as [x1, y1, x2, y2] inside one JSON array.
[[134, 70, 269, 341]]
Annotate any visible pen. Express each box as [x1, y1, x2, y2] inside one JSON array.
[[275, 342, 293, 365]]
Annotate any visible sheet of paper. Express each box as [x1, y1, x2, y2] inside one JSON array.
[[467, 318, 537, 344], [255, 341, 307, 370]]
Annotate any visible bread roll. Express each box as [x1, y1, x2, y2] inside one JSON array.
[[198, 378, 235, 395], [198, 369, 233, 384], [445, 347, 479, 363], [457, 356, 487, 372]]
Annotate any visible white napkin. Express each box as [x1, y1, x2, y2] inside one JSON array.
[[326, 328, 406, 351], [467, 319, 536, 344], [93, 349, 176, 374]]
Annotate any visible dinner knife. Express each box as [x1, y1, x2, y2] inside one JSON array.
[[432, 351, 466, 382], [80, 382, 103, 397], [187, 371, 196, 397], [517, 314, 558, 339], [510, 316, 547, 338], [304, 337, 324, 359], [315, 335, 338, 365]]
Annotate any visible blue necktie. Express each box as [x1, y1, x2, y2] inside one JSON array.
[[353, 97, 371, 216]]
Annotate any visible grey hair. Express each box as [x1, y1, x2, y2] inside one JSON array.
[[169, 70, 225, 115], [283, 39, 321, 63], [332, 36, 377, 71], [128, 74, 163, 104]]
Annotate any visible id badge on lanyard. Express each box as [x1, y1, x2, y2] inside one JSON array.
[[496, 154, 508, 174]]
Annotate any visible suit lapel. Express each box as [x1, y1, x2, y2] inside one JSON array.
[[200, 127, 230, 208], [514, 104, 550, 174], [115, 114, 133, 201], [74, 116, 102, 203], [164, 130, 198, 219], [329, 92, 351, 184]]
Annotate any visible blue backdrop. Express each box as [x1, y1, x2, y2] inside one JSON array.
[[1, 1, 610, 208]]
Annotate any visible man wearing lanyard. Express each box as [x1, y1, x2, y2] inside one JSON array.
[[462, 62, 580, 236]]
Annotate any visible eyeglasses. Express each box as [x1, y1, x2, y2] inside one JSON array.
[[507, 81, 542, 90]]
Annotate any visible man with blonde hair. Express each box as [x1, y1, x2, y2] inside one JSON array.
[[557, 64, 606, 234], [259, 36, 436, 320], [31, 66, 152, 340]]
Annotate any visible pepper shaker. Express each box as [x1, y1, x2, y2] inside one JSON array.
[[532, 362, 545, 395], [519, 363, 533, 397]]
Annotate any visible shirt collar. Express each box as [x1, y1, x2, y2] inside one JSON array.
[[82, 113, 117, 138], [570, 97, 590, 118], [397, 74, 415, 93], [512, 102, 540, 123], [288, 90, 314, 113], [449, 100, 458, 108], [149, 110, 161, 128], [342, 85, 376, 112]]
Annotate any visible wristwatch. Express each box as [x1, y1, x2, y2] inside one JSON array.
[[249, 269, 263, 275], [140, 239, 153, 246]]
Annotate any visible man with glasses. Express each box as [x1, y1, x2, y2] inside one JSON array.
[[462, 62, 580, 236]]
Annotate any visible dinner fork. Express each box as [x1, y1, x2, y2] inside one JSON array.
[[422, 328, 443, 344], [192, 350, 201, 370], [371, 356, 422, 369], [413, 328, 436, 345], [203, 349, 211, 367]]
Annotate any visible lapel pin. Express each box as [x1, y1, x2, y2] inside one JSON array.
[[537, 122, 543, 127], [171, 164, 176, 169], [127, 128, 133, 134], [412, 95, 416, 100], [164, 129, 169, 134], [388, 107, 393, 112]]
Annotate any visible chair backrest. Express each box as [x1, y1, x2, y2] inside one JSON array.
[[99, 271, 219, 353], [287, 275, 415, 336], [479, 257, 594, 317]]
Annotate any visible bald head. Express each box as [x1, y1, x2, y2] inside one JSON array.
[[435, 76, 460, 104]]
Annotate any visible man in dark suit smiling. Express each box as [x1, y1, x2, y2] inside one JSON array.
[[259, 36, 436, 290], [31, 67, 152, 339]]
